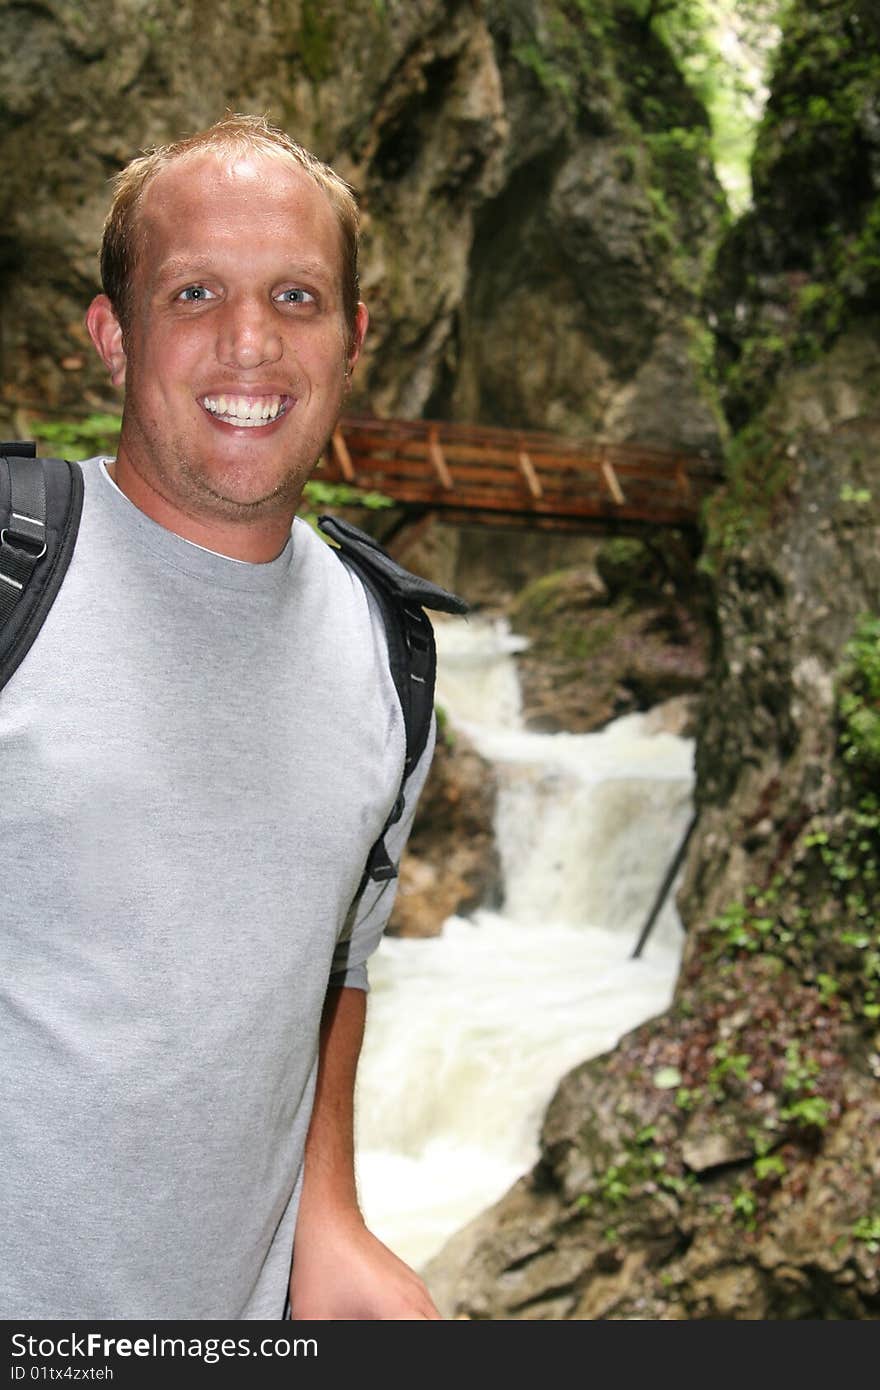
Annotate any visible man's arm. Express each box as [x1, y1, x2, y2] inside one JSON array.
[[288, 984, 441, 1320]]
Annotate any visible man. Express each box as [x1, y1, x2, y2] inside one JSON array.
[[1, 114, 441, 1320]]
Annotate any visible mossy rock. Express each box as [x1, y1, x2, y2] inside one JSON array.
[[595, 537, 655, 599], [510, 566, 606, 635]]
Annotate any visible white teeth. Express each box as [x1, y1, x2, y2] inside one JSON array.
[[201, 394, 286, 425]]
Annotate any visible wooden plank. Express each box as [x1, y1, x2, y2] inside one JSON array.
[[427, 426, 454, 490], [362, 483, 696, 525], [321, 459, 715, 513], [340, 457, 602, 492], [339, 436, 692, 481], [600, 459, 625, 505], [316, 469, 700, 526], [331, 428, 355, 482], [338, 414, 724, 470], [516, 450, 543, 499], [675, 458, 691, 498]]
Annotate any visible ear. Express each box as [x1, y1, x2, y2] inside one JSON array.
[[346, 301, 369, 377], [85, 294, 127, 387]]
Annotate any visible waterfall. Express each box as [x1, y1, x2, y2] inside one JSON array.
[[354, 615, 693, 1270]]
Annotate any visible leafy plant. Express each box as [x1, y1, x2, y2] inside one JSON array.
[[33, 413, 122, 460], [780, 1096, 830, 1130], [852, 1213, 880, 1255], [753, 1153, 786, 1181], [732, 1186, 757, 1226]]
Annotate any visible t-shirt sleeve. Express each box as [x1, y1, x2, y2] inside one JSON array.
[[328, 712, 436, 992]]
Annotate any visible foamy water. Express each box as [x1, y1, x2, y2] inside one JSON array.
[[355, 617, 691, 1270]]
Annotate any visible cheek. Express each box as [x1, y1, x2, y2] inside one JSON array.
[[301, 333, 350, 386], [136, 333, 201, 398]]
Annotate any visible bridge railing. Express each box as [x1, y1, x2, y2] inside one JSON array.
[[317, 414, 724, 529]]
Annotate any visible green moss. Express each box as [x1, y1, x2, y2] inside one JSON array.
[[560, 620, 615, 662], [597, 536, 646, 569], [512, 569, 573, 623], [643, 124, 714, 205], [839, 615, 880, 773], [512, 41, 577, 112], [297, 0, 337, 83], [704, 615, 880, 1028], [700, 418, 794, 562], [711, 2, 880, 428]]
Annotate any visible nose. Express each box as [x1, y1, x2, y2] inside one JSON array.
[[216, 294, 283, 369]]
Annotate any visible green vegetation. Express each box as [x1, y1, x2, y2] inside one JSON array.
[[511, 41, 576, 111], [33, 413, 122, 460], [838, 616, 880, 772], [579, 1123, 697, 1216], [595, 616, 877, 1247], [707, 1041, 751, 1098], [299, 478, 393, 520], [507, 0, 728, 291], [705, 614, 880, 1027], [711, 0, 880, 428], [753, 1153, 786, 1180], [732, 1185, 757, 1226], [434, 702, 455, 750], [699, 418, 794, 560], [647, 0, 783, 212], [296, 0, 338, 83], [852, 1213, 880, 1255]]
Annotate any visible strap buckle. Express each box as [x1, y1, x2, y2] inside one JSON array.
[[1, 522, 47, 561]]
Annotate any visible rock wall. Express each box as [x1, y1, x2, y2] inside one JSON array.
[[508, 529, 710, 732], [1, 0, 723, 460], [423, 327, 880, 1321], [422, 0, 880, 1319], [388, 723, 501, 939]]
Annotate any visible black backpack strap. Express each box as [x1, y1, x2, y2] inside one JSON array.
[[0, 446, 84, 693], [317, 514, 468, 884]]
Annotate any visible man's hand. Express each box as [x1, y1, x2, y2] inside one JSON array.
[[289, 1208, 441, 1320], [290, 985, 442, 1319]]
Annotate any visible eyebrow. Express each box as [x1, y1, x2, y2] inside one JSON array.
[[153, 256, 337, 287]]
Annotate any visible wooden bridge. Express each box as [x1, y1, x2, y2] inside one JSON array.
[[317, 414, 723, 533]]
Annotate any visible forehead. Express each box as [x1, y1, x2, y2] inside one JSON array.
[[136, 150, 343, 282]]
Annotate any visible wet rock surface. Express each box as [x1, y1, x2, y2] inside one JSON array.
[[508, 532, 711, 734], [389, 725, 500, 940]]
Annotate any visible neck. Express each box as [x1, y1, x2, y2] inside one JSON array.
[[108, 454, 297, 564]]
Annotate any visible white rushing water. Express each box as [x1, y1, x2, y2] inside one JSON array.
[[354, 615, 694, 1270]]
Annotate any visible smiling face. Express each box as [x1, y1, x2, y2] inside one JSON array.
[[86, 150, 367, 560]]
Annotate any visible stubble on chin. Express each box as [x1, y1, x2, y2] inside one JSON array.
[[181, 459, 308, 519], [125, 413, 321, 525]]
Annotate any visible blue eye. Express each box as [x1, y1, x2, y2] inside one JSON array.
[[179, 285, 214, 302], [277, 288, 315, 304]]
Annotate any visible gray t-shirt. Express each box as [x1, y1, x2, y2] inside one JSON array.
[[0, 458, 432, 1319]]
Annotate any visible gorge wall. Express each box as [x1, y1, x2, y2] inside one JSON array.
[[424, 0, 880, 1318], [0, 0, 722, 456]]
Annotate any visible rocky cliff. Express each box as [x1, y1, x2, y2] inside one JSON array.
[[424, 0, 880, 1318], [0, 0, 722, 457]]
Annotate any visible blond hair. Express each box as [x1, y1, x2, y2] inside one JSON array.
[[100, 113, 361, 343]]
